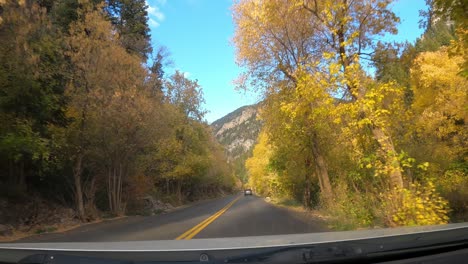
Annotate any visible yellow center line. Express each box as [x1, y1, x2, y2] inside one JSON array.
[[175, 196, 241, 240]]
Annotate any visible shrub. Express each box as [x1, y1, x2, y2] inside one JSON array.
[[35, 226, 57, 234], [382, 181, 450, 227], [323, 182, 377, 230], [437, 166, 468, 221]]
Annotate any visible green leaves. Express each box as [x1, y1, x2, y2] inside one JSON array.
[[0, 0, 235, 219], [106, 0, 152, 58], [0, 119, 50, 162]]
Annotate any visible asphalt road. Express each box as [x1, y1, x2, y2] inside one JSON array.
[[16, 194, 327, 242]]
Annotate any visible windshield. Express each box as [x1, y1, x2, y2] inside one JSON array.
[[0, 0, 466, 253]]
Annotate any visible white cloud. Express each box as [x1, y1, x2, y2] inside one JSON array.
[[146, 0, 165, 28], [149, 18, 160, 28], [183, 71, 192, 78], [174, 69, 193, 79], [176, 69, 192, 78]]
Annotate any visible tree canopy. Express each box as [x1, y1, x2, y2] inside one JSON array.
[[0, 0, 235, 225], [234, 0, 467, 228]]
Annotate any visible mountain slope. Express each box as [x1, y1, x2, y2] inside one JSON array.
[[211, 104, 262, 162]]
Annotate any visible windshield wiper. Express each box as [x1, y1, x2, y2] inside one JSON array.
[[14, 239, 467, 264], [17, 253, 208, 264], [224, 239, 468, 263]]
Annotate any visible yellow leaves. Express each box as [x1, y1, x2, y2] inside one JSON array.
[[410, 46, 468, 160], [333, 117, 341, 125], [416, 162, 429, 171], [344, 81, 406, 137], [412, 47, 466, 110], [245, 130, 277, 196], [323, 52, 335, 60], [329, 62, 342, 76], [234, 0, 463, 228], [356, 117, 372, 127], [382, 181, 450, 227], [279, 101, 296, 120]]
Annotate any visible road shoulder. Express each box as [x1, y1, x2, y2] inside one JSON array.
[[264, 196, 330, 231], [0, 194, 234, 243]]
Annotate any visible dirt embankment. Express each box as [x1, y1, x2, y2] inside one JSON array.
[[0, 196, 82, 242]]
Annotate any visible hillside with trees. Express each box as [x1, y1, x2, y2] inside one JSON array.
[[0, 0, 235, 235], [234, 0, 467, 229], [211, 104, 262, 185]]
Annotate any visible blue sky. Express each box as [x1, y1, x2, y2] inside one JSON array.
[[146, 0, 428, 123]]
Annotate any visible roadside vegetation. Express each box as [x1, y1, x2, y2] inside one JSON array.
[[235, 0, 467, 230], [0, 0, 236, 236]]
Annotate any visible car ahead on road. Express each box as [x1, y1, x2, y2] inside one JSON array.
[[244, 188, 253, 196], [0, 223, 467, 263]]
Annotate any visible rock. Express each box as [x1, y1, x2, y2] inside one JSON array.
[[142, 196, 174, 213], [0, 224, 13, 236], [265, 197, 271, 202]]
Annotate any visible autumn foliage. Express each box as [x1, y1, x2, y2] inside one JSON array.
[[234, 0, 467, 229], [0, 0, 235, 224]]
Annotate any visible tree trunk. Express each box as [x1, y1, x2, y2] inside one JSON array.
[[73, 154, 85, 221], [18, 160, 25, 188], [107, 166, 116, 214], [372, 127, 404, 188], [166, 179, 170, 195], [310, 137, 333, 201], [107, 168, 112, 212], [116, 162, 123, 214], [303, 172, 311, 208], [84, 176, 97, 218], [176, 181, 182, 204], [8, 159, 14, 185], [107, 161, 125, 215]]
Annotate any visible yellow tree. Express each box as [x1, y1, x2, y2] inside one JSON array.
[[233, 0, 405, 201], [233, 0, 334, 201], [407, 45, 468, 221], [245, 130, 277, 196], [297, 0, 405, 188], [261, 68, 337, 204], [411, 46, 467, 161]]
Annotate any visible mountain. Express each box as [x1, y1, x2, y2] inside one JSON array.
[[211, 104, 262, 162]]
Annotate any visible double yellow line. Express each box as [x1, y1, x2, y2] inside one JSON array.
[[176, 196, 241, 240]]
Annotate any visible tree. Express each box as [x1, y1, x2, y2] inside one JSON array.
[[106, 0, 152, 58], [64, 2, 151, 216], [245, 131, 274, 196], [0, 0, 236, 228], [429, 0, 468, 78], [0, 0, 67, 191], [147, 46, 172, 97], [298, 0, 405, 189], [233, 0, 405, 205], [233, 0, 335, 201], [164, 71, 207, 121], [154, 110, 215, 203], [410, 46, 467, 163]]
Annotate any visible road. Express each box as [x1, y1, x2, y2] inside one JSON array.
[[16, 194, 327, 242]]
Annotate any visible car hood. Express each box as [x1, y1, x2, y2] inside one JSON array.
[[0, 223, 466, 263]]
